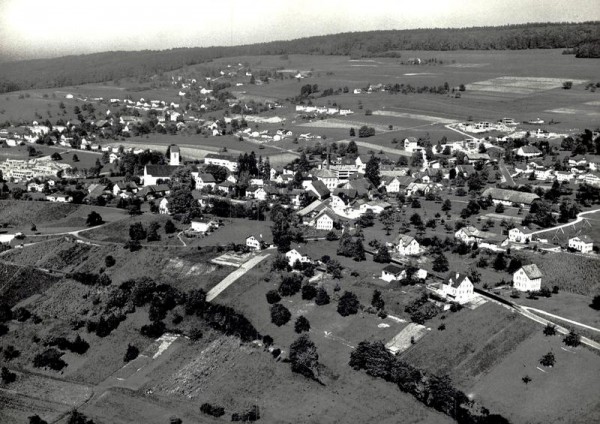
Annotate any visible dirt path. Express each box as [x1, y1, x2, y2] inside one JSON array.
[[206, 253, 270, 302], [519, 306, 600, 333]]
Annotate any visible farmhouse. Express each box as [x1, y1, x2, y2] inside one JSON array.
[[314, 209, 336, 231], [508, 227, 533, 243], [513, 264, 542, 292], [442, 272, 474, 304], [392, 235, 420, 256], [568, 235, 593, 253], [481, 187, 539, 207], [303, 180, 330, 200], [193, 173, 216, 190], [246, 234, 271, 251], [380, 264, 406, 282], [454, 225, 485, 246]]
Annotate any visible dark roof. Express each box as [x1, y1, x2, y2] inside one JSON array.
[[145, 165, 180, 178], [382, 264, 404, 275], [170, 145, 180, 152], [196, 173, 215, 183], [445, 272, 470, 288], [520, 264, 542, 279], [205, 153, 235, 161], [310, 180, 330, 198]]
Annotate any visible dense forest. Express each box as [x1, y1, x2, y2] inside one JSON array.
[[0, 22, 598, 93]]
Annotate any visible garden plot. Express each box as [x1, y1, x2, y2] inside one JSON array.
[[386, 323, 429, 354], [466, 76, 588, 95]]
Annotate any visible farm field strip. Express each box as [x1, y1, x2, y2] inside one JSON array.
[[466, 76, 589, 95], [298, 118, 393, 132], [386, 323, 429, 354], [372, 110, 458, 124]]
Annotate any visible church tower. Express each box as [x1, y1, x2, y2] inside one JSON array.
[[170, 144, 180, 166]]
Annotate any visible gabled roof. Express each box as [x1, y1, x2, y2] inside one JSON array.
[[382, 264, 404, 275], [394, 234, 416, 246], [145, 165, 180, 178], [310, 179, 330, 197], [519, 145, 541, 154], [205, 153, 235, 161], [445, 272, 470, 288], [196, 173, 215, 183], [519, 264, 542, 279], [481, 187, 539, 205], [571, 235, 593, 243], [313, 168, 337, 179], [315, 207, 337, 222], [458, 225, 483, 238]]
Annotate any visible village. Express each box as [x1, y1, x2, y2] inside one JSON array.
[[1, 43, 600, 424]]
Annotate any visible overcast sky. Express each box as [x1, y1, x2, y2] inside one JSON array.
[[1, 0, 598, 60]]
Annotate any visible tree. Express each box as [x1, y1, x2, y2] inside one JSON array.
[[289, 334, 320, 380], [539, 352, 555, 367], [271, 205, 292, 252], [441, 199, 452, 212], [270, 303, 291, 326], [86, 211, 103, 226], [371, 290, 385, 310], [380, 210, 395, 235], [294, 316, 310, 333], [28, 415, 49, 424], [493, 252, 507, 270], [105, 255, 116, 268], [591, 295, 600, 310], [562, 81, 573, 89], [543, 323, 557, 336], [124, 344, 139, 362], [432, 253, 449, 272], [373, 245, 391, 263], [167, 187, 193, 215], [164, 219, 176, 234], [72, 154, 79, 162], [349, 127, 356, 137], [67, 409, 95, 424], [495, 203, 505, 213], [129, 223, 146, 241], [146, 221, 161, 242], [358, 125, 375, 138], [0, 303, 13, 322], [338, 291, 360, 316], [315, 287, 330, 306], [365, 155, 381, 187], [51, 152, 62, 161], [563, 330, 581, 347], [266, 289, 281, 304], [1, 366, 16, 384]]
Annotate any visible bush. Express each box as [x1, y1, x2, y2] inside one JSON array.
[[294, 316, 310, 333], [3, 345, 20, 361], [13, 307, 31, 322], [265, 289, 281, 304], [33, 348, 67, 371], [105, 255, 116, 268], [270, 304, 291, 326], [337, 291, 360, 316], [543, 323, 556, 336], [540, 352, 555, 367], [66, 410, 95, 424], [140, 321, 166, 338], [28, 415, 48, 424], [563, 330, 581, 347], [124, 344, 139, 362], [200, 403, 225, 418], [0, 323, 8, 337], [1, 366, 16, 384]]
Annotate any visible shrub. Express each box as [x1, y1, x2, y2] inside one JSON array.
[[540, 352, 555, 367], [33, 348, 67, 371], [124, 344, 139, 362], [543, 323, 556, 336], [200, 403, 225, 418], [563, 330, 581, 347], [337, 291, 360, 316], [270, 304, 291, 326], [3, 345, 20, 361], [1, 366, 16, 384], [140, 321, 166, 338], [265, 289, 281, 304], [294, 316, 310, 333]]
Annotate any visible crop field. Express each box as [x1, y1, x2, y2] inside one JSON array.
[[466, 76, 588, 95]]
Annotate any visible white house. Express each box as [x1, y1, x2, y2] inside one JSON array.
[[245, 235, 267, 251], [381, 176, 401, 193], [285, 249, 311, 267], [513, 264, 542, 292], [381, 264, 406, 282], [46, 193, 73, 203], [515, 145, 542, 158], [442, 272, 474, 304], [568, 235, 593, 253], [158, 197, 170, 214], [314, 209, 336, 231], [194, 173, 216, 190], [313, 169, 339, 190], [403, 137, 420, 153], [392, 235, 420, 256], [508, 227, 533, 243], [204, 153, 238, 172], [190, 219, 215, 233]]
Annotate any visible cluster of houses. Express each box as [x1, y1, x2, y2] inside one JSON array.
[[513, 154, 600, 186], [295, 105, 353, 116]]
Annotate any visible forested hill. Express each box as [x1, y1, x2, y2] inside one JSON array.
[[1, 21, 598, 93]]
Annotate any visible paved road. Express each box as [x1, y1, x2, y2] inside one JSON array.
[[519, 306, 600, 333], [498, 160, 516, 186], [206, 253, 270, 302]]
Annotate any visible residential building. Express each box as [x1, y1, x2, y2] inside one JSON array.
[[285, 249, 311, 267], [204, 153, 238, 172], [442, 272, 474, 304], [568, 235, 593, 253], [513, 264, 542, 292], [508, 227, 533, 243], [392, 235, 420, 255], [381, 264, 406, 282], [454, 225, 485, 246]]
